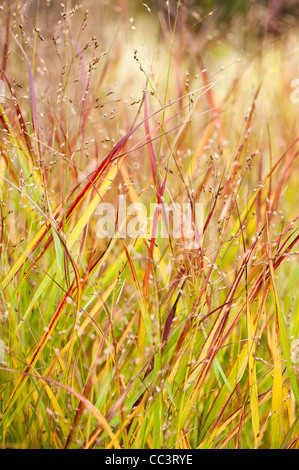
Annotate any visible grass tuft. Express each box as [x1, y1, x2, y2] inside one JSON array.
[[0, 0, 298, 449]]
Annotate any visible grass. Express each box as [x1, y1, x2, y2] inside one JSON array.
[[0, 0, 299, 449]]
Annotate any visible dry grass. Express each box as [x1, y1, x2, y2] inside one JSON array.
[[0, 0, 298, 449]]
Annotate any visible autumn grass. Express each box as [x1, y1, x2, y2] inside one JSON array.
[[0, 0, 299, 449]]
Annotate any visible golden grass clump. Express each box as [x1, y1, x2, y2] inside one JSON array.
[[0, 0, 298, 449]]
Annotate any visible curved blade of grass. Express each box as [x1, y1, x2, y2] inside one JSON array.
[[0, 366, 120, 446]]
